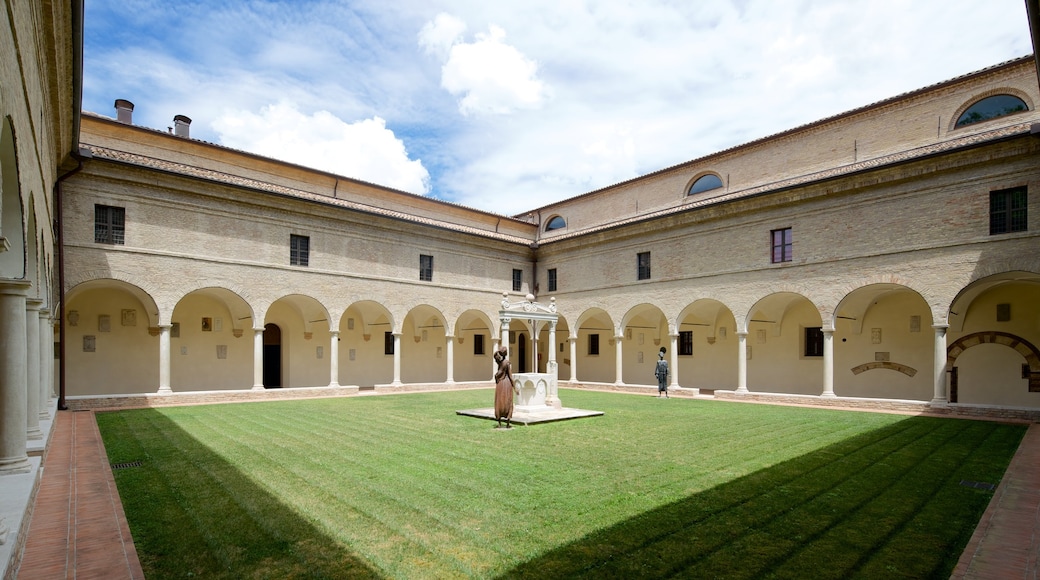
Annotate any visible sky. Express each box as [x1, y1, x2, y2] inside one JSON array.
[[81, 0, 1034, 216]]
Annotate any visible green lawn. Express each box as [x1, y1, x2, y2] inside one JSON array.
[[97, 389, 1025, 579]]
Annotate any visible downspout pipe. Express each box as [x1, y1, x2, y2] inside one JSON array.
[[56, 0, 86, 410]]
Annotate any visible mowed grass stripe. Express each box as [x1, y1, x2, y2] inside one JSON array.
[[175, 409, 499, 577]]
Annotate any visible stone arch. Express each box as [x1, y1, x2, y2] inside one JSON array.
[[947, 332, 1040, 391], [0, 115, 25, 279], [948, 87, 1035, 132]]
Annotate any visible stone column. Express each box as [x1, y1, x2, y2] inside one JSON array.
[[445, 335, 455, 384], [328, 330, 340, 387], [822, 329, 835, 397], [492, 337, 500, 378], [736, 331, 749, 394], [0, 280, 31, 474], [669, 333, 681, 390], [568, 336, 578, 383], [158, 324, 172, 395], [25, 299, 42, 440], [614, 334, 624, 386], [500, 319, 510, 355], [530, 320, 539, 373], [931, 324, 949, 405], [548, 322, 557, 364], [252, 327, 265, 390], [391, 333, 402, 386], [38, 310, 52, 418]]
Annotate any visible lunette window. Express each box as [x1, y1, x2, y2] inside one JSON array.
[[512, 269, 522, 292], [547, 268, 557, 292], [956, 94, 1028, 127], [688, 174, 723, 195], [637, 251, 651, 280], [419, 254, 434, 281], [990, 187, 1027, 234], [771, 228, 792, 263], [545, 216, 566, 231], [290, 234, 309, 266], [94, 205, 125, 245]]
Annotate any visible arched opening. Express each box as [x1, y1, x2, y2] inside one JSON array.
[[518, 332, 528, 373], [263, 323, 282, 388], [947, 332, 1040, 406]]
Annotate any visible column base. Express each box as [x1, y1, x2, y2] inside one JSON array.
[[251, 385, 266, 391], [157, 387, 174, 396], [27, 428, 43, 440], [734, 387, 750, 394], [821, 392, 837, 398], [328, 381, 341, 388], [929, 398, 949, 406], [0, 457, 31, 475]]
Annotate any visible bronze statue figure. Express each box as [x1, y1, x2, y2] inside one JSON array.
[[493, 346, 517, 428]]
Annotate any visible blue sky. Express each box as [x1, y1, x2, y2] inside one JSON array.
[[82, 0, 1034, 216]]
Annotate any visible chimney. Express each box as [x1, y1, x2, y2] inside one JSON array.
[[114, 99, 134, 124], [173, 115, 192, 138]]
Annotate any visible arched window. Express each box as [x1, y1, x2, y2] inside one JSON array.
[[545, 216, 566, 231], [956, 94, 1028, 128], [688, 174, 723, 196]]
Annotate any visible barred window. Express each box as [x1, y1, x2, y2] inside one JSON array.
[[512, 269, 522, 292], [990, 187, 1027, 234], [771, 228, 792, 263], [290, 234, 309, 266], [94, 205, 125, 245], [637, 251, 651, 280], [474, 334, 485, 355], [805, 327, 824, 357], [679, 331, 693, 356], [588, 333, 600, 356], [420, 254, 434, 281], [547, 268, 557, 292]]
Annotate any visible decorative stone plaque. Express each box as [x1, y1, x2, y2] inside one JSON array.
[[121, 309, 136, 326], [216, 345, 227, 359], [98, 315, 110, 332], [83, 335, 96, 352]]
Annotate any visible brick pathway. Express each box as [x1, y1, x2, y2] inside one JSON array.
[[13, 410, 1039, 579], [18, 411, 143, 579]]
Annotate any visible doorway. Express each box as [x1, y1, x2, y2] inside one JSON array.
[[263, 323, 282, 388], [518, 333, 527, 373]]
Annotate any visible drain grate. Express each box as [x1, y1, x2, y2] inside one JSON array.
[[110, 461, 142, 470], [959, 480, 996, 491]]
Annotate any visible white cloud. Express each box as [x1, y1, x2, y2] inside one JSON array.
[[83, 0, 1034, 215], [212, 102, 430, 195], [427, 19, 550, 116]]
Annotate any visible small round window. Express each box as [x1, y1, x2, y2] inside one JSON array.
[[688, 174, 723, 196], [956, 94, 1028, 127], [545, 216, 566, 231]]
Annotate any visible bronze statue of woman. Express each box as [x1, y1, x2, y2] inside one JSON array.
[[493, 346, 517, 428]]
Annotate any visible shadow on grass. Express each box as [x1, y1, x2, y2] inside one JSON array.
[[97, 408, 384, 580], [498, 416, 1024, 580], [99, 405, 1024, 580]]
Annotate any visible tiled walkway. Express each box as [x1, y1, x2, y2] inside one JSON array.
[[13, 410, 1040, 579], [18, 411, 143, 579]]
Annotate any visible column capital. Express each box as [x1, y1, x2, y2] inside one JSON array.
[[0, 278, 31, 295], [931, 324, 949, 331], [25, 297, 43, 310]]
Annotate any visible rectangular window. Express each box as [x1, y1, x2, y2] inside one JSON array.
[[588, 333, 600, 356], [94, 205, 125, 245], [473, 334, 485, 355], [547, 268, 557, 292], [290, 234, 309, 266], [384, 331, 394, 355], [771, 228, 793, 263], [512, 269, 523, 292], [805, 327, 824, 357], [990, 186, 1027, 234], [679, 331, 693, 356], [637, 251, 651, 280], [419, 254, 434, 281]]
